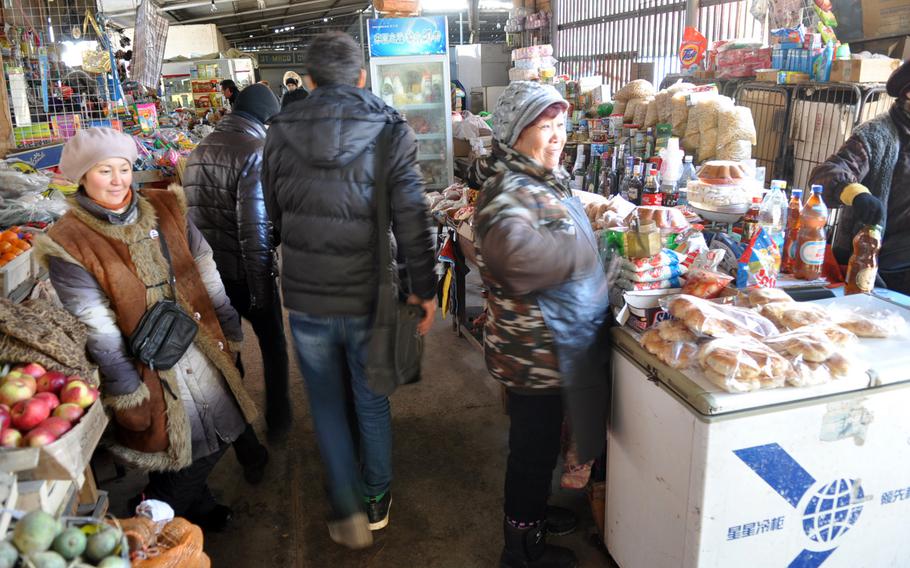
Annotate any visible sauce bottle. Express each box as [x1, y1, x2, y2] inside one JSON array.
[[845, 225, 882, 295], [627, 163, 644, 205], [795, 185, 828, 280], [741, 196, 762, 243], [641, 166, 662, 206], [781, 188, 803, 273]]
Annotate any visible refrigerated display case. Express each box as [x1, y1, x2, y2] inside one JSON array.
[[605, 292, 910, 568], [161, 74, 192, 109], [369, 17, 454, 190]]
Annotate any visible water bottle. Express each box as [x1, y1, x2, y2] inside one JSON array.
[[759, 179, 789, 252]]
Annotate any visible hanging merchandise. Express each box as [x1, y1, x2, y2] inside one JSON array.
[[81, 11, 112, 74], [132, 0, 170, 89], [679, 27, 708, 72], [38, 48, 49, 113], [8, 70, 31, 127]]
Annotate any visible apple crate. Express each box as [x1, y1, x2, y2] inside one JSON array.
[[0, 401, 107, 480], [1, 250, 31, 298]]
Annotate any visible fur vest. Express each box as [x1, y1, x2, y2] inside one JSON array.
[[39, 187, 257, 471]]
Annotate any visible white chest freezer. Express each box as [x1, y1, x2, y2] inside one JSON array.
[[606, 294, 910, 568]]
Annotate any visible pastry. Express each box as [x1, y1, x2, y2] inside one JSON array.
[[747, 287, 794, 307], [670, 295, 778, 338], [759, 301, 828, 330], [703, 367, 762, 393], [788, 361, 831, 387], [823, 352, 851, 378], [831, 312, 891, 338], [817, 323, 858, 346], [764, 330, 836, 363], [698, 339, 762, 379], [656, 319, 697, 343], [696, 160, 749, 185]]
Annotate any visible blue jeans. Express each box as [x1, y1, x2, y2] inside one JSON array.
[[288, 312, 392, 518]]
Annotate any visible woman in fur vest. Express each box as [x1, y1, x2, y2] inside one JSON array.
[[37, 128, 259, 530]]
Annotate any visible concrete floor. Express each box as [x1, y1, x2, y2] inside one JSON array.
[[99, 312, 615, 567]]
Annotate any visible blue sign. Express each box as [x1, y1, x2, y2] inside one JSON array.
[[368, 17, 447, 57]]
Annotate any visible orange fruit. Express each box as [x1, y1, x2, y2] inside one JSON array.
[[13, 240, 29, 250], [11, 248, 22, 258], [0, 231, 17, 242], [1, 252, 15, 263], [0, 242, 11, 253]]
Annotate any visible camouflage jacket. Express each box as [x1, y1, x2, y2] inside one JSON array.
[[475, 145, 599, 391]]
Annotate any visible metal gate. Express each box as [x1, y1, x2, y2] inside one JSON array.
[[555, 0, 765, 94], [734, 82, 791, 179]]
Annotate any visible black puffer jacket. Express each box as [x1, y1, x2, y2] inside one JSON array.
[[183, 112, 277, 308], [263, 84, 436, 316]]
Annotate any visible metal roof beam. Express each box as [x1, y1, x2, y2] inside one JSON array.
[[175, 0, 330, 24], [219, 5, 363, 33]]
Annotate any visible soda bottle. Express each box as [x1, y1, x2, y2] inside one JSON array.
[[795, 184, 828, 280], [600, 152, 617, 196], [641, 166, 662, 206], [627, 163, 644, 205], [781, 188, 803, 273], [586, 154, 601, 194], [619, 156, 634, 201], [759, 180, 788, 252], [845, 225, 882, 295], [742, 196, 762, 242]]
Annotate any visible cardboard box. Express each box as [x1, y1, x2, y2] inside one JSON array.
[[862, 0, 910, 39], [0, 401, 108, 480], [453, 137, 472, 158], [755, 69, 780, 82], [829, 58, 901, 83]]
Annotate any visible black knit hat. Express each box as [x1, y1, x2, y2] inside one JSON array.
[[233, 83, 280, 124], [886, 58, 910, 98]]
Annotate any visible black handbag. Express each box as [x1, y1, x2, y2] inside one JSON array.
[[365, 124, 425, 396], [128, 228, 198, 371]]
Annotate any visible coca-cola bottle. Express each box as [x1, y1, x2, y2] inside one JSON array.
[[795, 185, 828, 280], [845, 225, 882, 295]]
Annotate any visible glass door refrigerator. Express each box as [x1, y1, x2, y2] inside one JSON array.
[[369, 16, 454, 191]]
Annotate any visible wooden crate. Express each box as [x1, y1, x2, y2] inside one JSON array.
[[0, 401, 108, 480]]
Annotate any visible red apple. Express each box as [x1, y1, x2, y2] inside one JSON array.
[[0, 428, 22, 448], [36, 417, 71, 437], [20, 363, 46, 378], [0, 406, 8, 432], [2, 369, 27, 383], [36, 371, 66, 393], [64, 375, 86, 385], [0, 380, 35, 407], [11, 398, 51, 431], [53, 403, 84, 422], [60, 381, 97, 409], [33, 392, 60, 411], [2, 372, 36, 395], [24, 427, 57, 447]]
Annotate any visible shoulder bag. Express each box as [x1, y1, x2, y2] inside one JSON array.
[[365, 124, 425, 396], [128, 229, 198, 370]]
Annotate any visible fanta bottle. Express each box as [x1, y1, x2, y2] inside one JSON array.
[[795, 185, 827, 280]]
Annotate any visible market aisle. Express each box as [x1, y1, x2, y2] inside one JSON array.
[[101, 311, 613, 567]]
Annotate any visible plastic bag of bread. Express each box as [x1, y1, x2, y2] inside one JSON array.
[[614, 79, 655, 102], [742, 286, 793, 307], [697, 336, 790, 392], [763, 327, 856, 386], [717, 139, 754, 161], [640, 323, 698, 369], [826, 306, 907, 339], [758, 301, 829, 330], [717, 106, 757, 147], [671, 93, 691, 137], [624, 206, 689, 231], [668, 294, 779, 339]]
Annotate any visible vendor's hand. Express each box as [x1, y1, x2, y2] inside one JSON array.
[[852, 193, 885, 226], [408, 294, 437, 336]]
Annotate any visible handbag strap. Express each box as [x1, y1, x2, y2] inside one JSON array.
[[155, 226, 179, 301], [374, 123, 395, 290]]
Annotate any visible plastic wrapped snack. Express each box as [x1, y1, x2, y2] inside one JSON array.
[[613, 100, 628, 117], [743, 286, 793, 307], [668, 294, 779, 338], [641, 324, 698, 369], [625, 97, 644, 123], [682, 268, 734, 299], [671, 93, 691, 137], [764, 328, 838, 363], [621, 264, 686, 283], [697, 336, 789, 392], [826, 306, 907, 339], [736, 227, 781, 289], [717, 106, 757, 148], [717, 139, 754, 161], [624, 206, 690, 231], [614, 79, 655, 102], [657, 83, 695, 124], [758, 301, 829, 330]]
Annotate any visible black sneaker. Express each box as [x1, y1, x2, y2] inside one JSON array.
[[186, 503, 233, 533], [366, 491, 392, 531], [546, 506, 577, 536]]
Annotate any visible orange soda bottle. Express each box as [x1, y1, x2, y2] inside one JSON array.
[[781, 188, 803, 273], [795, 185, 827, 280]]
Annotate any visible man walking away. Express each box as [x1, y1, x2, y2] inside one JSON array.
[[183, 84, 293, 463], [263, 32, 437, 549]]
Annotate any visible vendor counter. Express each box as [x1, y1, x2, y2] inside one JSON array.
[[605, 292, 910, 568]]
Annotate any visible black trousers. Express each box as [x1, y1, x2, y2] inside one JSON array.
[[222, 278, 291, 425], [504, 389, 564, 523], [144, 444, 229, 516], [881, 268, 910, 296]]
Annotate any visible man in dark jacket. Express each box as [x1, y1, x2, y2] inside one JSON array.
[[263, 32, 437, 549], [184, 84, 292, 453], [810, 59, 910, 293]]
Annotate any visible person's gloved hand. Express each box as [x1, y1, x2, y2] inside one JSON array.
[[852, 193, 885, 225]]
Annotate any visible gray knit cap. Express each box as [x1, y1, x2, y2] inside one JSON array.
[[492, 81, 569, 147]]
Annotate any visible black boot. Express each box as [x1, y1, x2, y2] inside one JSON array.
[[546, 506, 577, 536], [500, 519, 578, 568], [233, 424, 270, 484]]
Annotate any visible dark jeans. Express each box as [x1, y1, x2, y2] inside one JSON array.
[[504, 389, 564, 523], [144, 443, 229, 516], [288, 312, 392, 518], [881, 268, 910, 296], [223, 278, 291, 428]]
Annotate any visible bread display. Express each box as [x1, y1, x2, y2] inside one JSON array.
[[669, 295, 779, 339], [830, 312, 892, 338], [641, 327, 697, 369], [697, 337, 788, 391], [764, 329, 836, 363], [696, 160, 750, 185], [758, 301, 829, 330], [817, 323, 858, 346]]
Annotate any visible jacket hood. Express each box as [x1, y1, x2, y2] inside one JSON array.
[[215, 112, 266, 139], [269, 84, 401, 168]]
